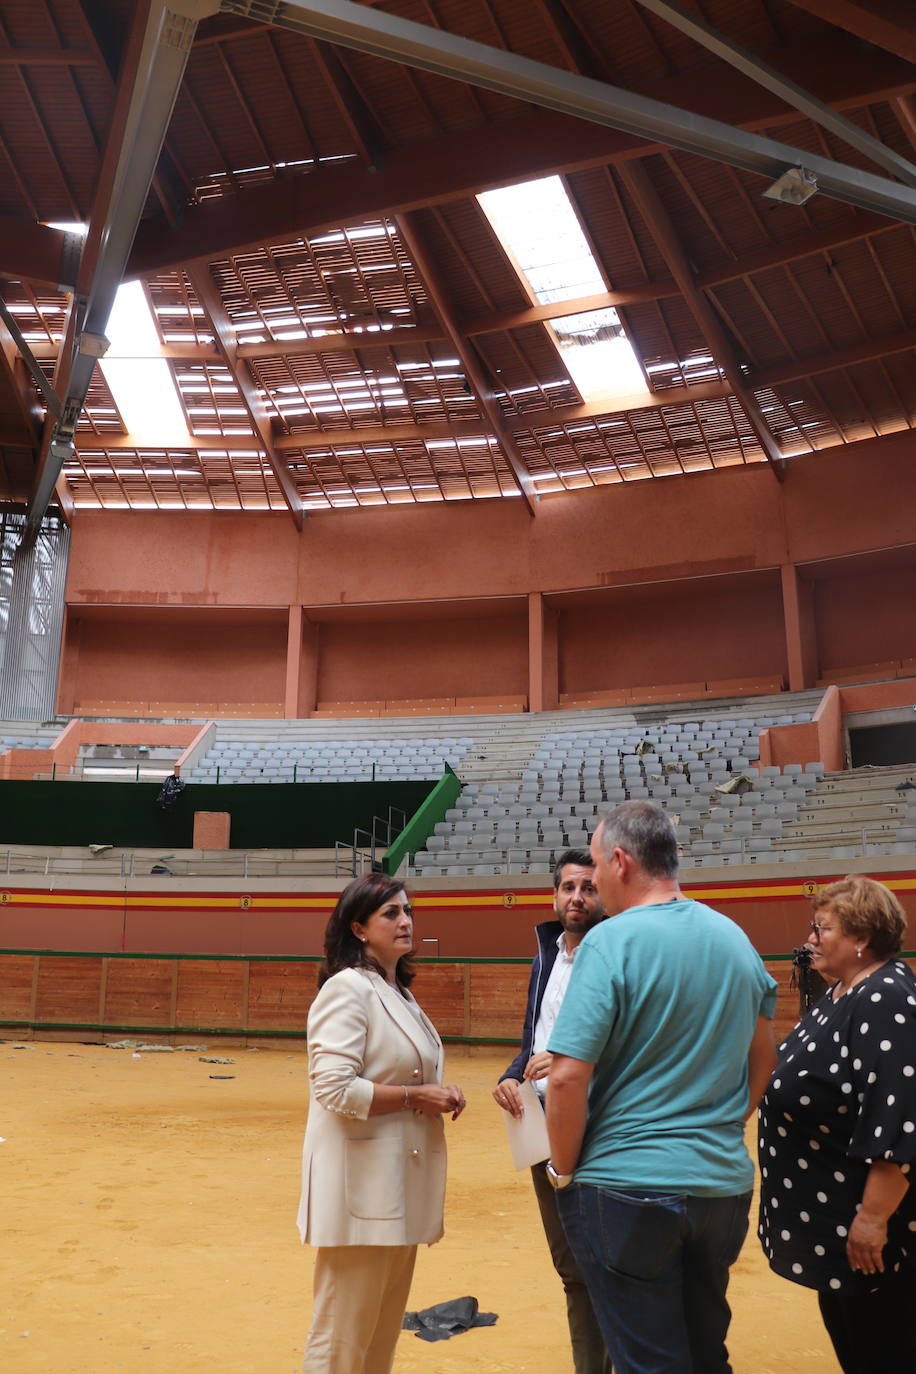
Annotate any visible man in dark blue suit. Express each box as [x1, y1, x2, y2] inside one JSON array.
[[493, 848, 610, 1374]]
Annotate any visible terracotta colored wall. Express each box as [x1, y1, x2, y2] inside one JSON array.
[[70, 619, 286, 707], [4, 869, 916, 961], [558, 577, 786, 694], [61, 431, 916, 711], [815, 684, 845, 772], [751, 680, 916, 773], [65, 432, 916, 612], [759, 721, 821, 769], [316, 614, 528, 702], [815, 566, 916, 671], [840, 681, 916, 712], [760, 685, 845, 772]]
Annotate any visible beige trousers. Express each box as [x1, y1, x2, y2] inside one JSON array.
[[302, 1244, 418, 1374]]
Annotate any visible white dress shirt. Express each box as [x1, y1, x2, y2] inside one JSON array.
[[530, 932, 579, 1099]]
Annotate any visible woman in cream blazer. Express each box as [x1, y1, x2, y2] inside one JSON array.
[[297, 873, 465, 1374]]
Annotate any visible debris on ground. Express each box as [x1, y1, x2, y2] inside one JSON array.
[[108, 1040, 174, 1053], [403, 1297, 498, 1342], [716, 773, 753, 795], [199, 1056, 235, 1065]]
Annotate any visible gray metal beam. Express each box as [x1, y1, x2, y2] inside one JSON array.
[[633, 0, 916, 188], [0, 295, 61, 418], [219, 0, 916, 225], [23, 0, 220, 545]]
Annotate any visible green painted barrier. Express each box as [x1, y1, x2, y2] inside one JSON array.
[[382, 765, 462, 876], [0, 779, 434, 849]]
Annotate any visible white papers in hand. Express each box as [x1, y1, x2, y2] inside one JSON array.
[[501, 1079, 550, 1169]]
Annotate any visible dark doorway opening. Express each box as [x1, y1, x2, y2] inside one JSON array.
[[849, 721, 916, 768]]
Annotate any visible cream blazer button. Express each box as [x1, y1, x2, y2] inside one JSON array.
[[411, 1068, 420, 1077], [410, 1148, 421, 1158]]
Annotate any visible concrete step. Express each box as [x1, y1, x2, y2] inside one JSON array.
[[794, 801, 906, 826], [805, 784, 906, 805], [783, 826, 898, 848], [818, 768, 916, 794]]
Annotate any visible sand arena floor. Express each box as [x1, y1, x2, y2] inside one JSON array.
[[0, 1040, 840, 1374]]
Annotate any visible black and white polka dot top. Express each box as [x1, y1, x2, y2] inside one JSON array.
[[758, 959, 916, 1294]]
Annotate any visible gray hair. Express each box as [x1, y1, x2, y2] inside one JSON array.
[[594, 800, 679, 879]]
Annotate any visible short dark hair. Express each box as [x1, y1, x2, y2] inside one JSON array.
[[319, 872, 416, 989], [813, 875, 907, 959], [595, 800, 679, 879], [553, 847, 595, 890]]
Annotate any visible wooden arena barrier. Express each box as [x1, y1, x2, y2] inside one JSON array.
[[2, 949, 906, 1046], [628, 681, 708, 705], [560, 677, 785, 710], [705, 676, 785, 698], [559, 689, 631, 708], [453, 695, 528, 714], [311, 695, 530, 718], [817, 661, 899, 687]]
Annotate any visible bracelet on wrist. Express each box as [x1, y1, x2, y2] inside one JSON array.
[[402, 1084, 410, 1111]]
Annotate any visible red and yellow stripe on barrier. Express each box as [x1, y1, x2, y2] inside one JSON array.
[[0, 872, 915, 913]]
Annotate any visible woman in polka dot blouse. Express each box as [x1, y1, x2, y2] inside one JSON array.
[[758, 875, 916, 1373]]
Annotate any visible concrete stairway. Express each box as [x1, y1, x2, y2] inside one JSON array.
[[782, 763, 916, 858]]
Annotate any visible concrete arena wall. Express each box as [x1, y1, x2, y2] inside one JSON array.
[[2, 869, 914, 1045], [59, 432, 916, 712], [558, 574, 788, 694], [316, 613, 529, 702]]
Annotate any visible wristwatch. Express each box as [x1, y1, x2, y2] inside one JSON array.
[[545, 1160, 574, 1190]]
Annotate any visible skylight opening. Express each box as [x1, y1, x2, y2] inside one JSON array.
[[101, 281, 189, 444], [478, 176, 649, 405], [44, 220, 88, 236]]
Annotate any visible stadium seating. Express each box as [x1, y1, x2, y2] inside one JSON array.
[[183, 733, 474, 783]]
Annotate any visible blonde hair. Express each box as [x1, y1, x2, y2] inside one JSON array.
[[812, 875, 907, 959]]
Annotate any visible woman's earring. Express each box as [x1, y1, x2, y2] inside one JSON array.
[[856, 947, 862, 958]]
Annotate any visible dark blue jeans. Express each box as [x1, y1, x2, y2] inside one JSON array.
[[557, 1184, 751, 1374]]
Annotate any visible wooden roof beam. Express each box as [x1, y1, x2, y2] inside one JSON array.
[[462, 285, 678, 335], [68, 316, 916, 460], [71, 377, 736, 454], [221, 0, 916, 222], [753, 326, 916, 388], [619, 162, 785, 478], [0, 218, 83, 293], [636, 0, 916, 186], [311, 40, 388, 169], [395, 212, 537, 514], [129, 30, 916, 276], [184, 264, 304, 527], [72, 421, 485, 452], [784, 1, 916, 67], [0, 47, 98, 66], [532, 0, 613, 81], [27, 325, 445, 362]]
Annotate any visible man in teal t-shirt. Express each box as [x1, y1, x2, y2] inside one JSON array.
[[545, 801, 777, 1374]]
